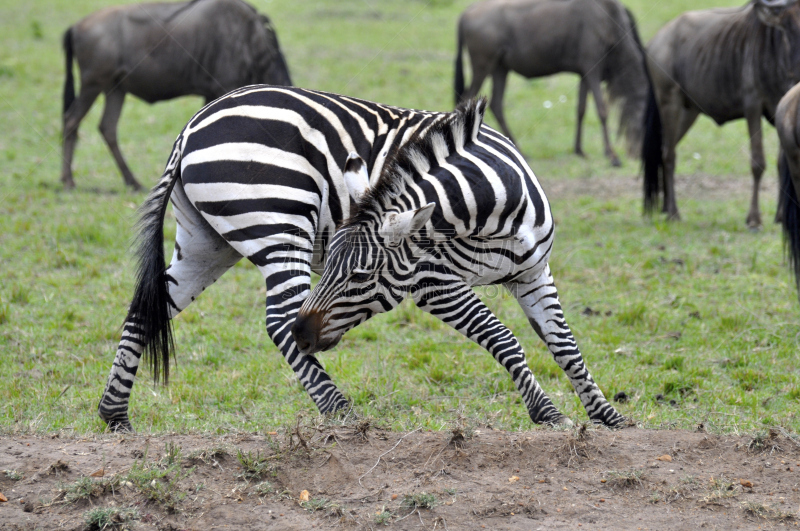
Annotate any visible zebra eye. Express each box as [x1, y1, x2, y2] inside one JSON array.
[[351, 270, 372, 283]]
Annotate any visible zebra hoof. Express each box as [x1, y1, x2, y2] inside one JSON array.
[[101, 415, 135, 433], [107, 418, 135, 433], [593, 413, 629, 429], [545, 416, 574, 429]]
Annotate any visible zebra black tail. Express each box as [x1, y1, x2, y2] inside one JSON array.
[[62, 27, 75, 115], [127, 136, 183, 384], [779, 151, 800, 293], [454, 17, 465, 105], [642, 83, 663, 214]]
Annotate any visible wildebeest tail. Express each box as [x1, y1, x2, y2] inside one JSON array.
[[779, 151, 800, 292], [454, 16, 465, 105], [63, 27, 75, 115], [127, 135, 183, 384], [642, 83, 663, 214], [604, 7, 651, 157]]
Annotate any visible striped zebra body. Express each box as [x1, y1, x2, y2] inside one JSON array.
[[98, 86, 445, 432], [293, 99, 625, 427]]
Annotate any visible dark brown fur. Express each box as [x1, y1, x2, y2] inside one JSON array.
[[642, 0, 800, 227], [776, 82, 800, 295], [454, 0, 650, 166], [61, 0, 292, 189]]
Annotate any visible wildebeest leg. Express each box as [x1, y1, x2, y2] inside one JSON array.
[[745, 107, 766, 229], [587, 75, 621, 167], [489, 67, 517, 145], [412, 276, 569, 426], [98, 183, 241, 432], [508, 266, 625, 427], [61, 84, 102, 188], [99, 89, 142, 190], [463, 49, 495, 101], [658, 94, 698, 220], [574, 78, 589, 157]]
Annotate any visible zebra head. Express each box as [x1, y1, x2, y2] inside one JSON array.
[[292, 155, 435, 355]]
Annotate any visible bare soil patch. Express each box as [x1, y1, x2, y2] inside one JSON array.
[[2, 425, 799, 530]]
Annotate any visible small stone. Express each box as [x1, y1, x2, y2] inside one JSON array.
[[299, 490, 310, 502], [391, 494, 398, 500]]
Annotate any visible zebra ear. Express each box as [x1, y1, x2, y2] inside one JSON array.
[[381, 202, 436, 245], [343, 152, 370, 204]]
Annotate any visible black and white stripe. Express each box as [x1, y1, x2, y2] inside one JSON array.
[[98, 86, 444, 432], [293, 99, 625, 427]]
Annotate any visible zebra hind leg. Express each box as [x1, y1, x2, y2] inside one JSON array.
[[412, 275, 569, 426], [509, 265, 626, 427], [98, 186, 241, 432]]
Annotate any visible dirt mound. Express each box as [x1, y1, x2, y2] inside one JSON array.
[[1, 425, 798, 530]]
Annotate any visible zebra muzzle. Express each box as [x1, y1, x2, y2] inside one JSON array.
[[292, 311, 329, 354]]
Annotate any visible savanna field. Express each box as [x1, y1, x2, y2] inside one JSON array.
[[1, 0, 799, 437]]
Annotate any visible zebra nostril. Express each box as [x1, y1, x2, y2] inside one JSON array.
[[292, 315, 316, 353]]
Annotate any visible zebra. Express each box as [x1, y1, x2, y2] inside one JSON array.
[[292, 99, 625, 427], [98, 85, 623, 431], [99, 86, 451, 432]]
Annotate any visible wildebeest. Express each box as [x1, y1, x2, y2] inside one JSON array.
[[454, 0, 650, 166], [776, 81, 800, 295], [61, 0, 292, 190], [642, 0, 800, 228]]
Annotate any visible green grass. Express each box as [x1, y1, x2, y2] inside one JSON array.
[[1, 0, 799, 436]]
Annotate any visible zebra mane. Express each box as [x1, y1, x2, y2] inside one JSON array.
[[345, 97, 488, 227]]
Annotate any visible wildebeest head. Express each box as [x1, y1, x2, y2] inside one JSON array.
[[754, 0, 799, 27]]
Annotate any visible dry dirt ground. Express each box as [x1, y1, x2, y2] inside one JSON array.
[[2, 424, 800, 531]]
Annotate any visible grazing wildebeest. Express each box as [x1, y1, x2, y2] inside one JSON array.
[[454, 0, 650, 166], [62, 0, 292, 190], [776, 82, 800, 295], [642, 0, 800, 228]]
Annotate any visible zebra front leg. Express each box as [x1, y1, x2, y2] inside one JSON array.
[[509, 265, 625, 427], [98, 185, 242, 432], [260, 265, 351, 415], [412, 276, 568, 426]]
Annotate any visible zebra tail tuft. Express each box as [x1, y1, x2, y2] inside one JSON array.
[[779, 151, 800, 294], [127, 137, 182, 385], [642, 83, 663, 214]]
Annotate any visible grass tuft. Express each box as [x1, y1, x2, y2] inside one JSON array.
[[742, 501, 796, 521], [236, 449, 274, 480], [84, 506, 140, 530], [402, 492, 437, 510], [604, 469, 645, 489], [3, 469, 23, 481], [702, 477, 739, 504]]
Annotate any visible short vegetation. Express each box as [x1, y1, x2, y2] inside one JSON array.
[[1, 0, 800, 437]]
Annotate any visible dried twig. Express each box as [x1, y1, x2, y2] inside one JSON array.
[[358, 428, 421, 488]]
